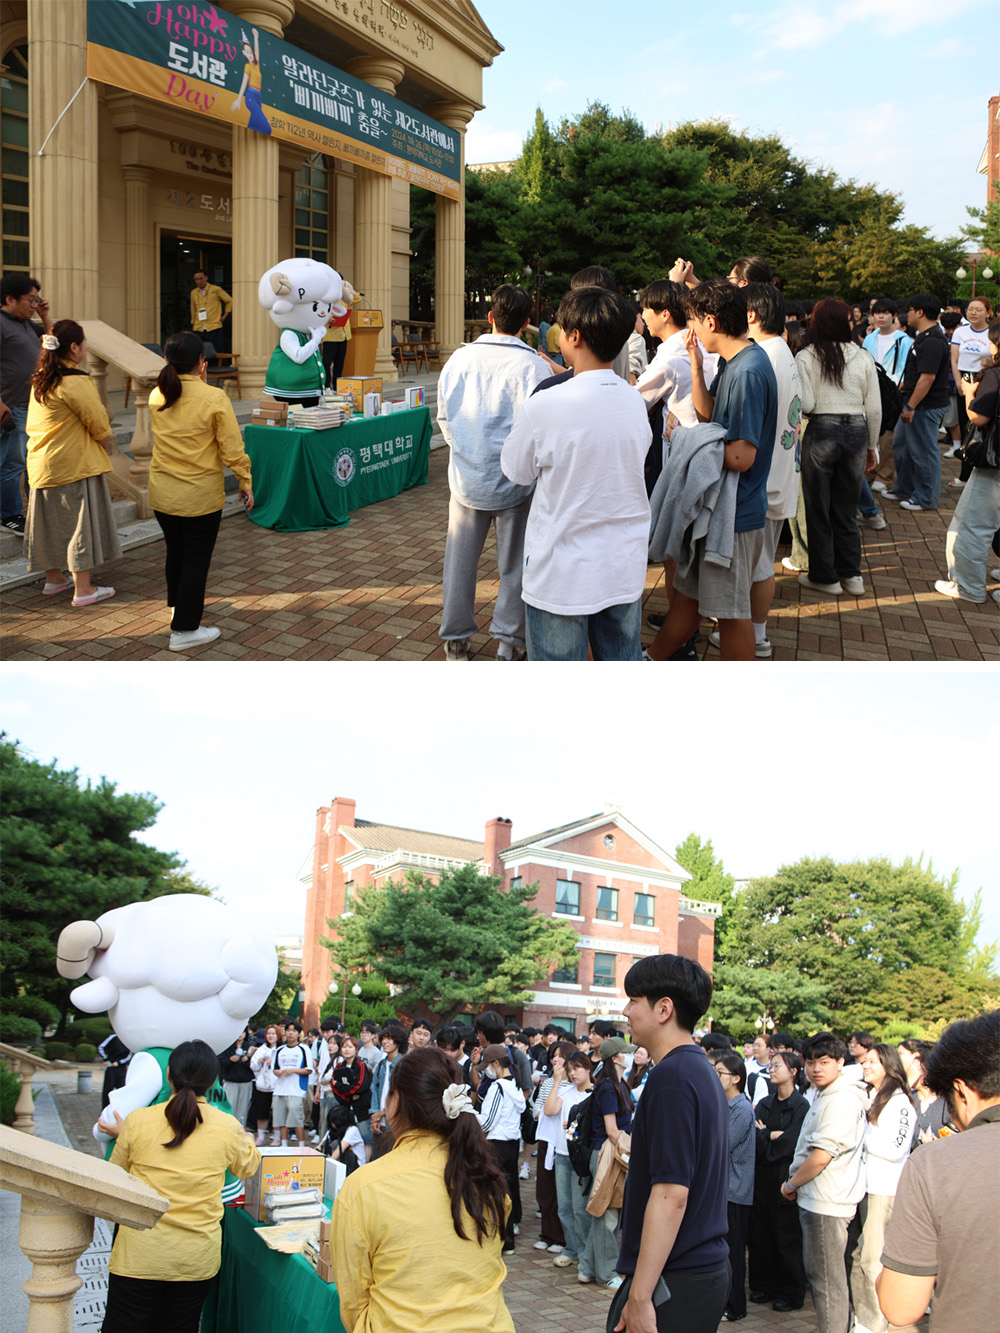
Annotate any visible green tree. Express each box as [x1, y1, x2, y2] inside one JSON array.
[[726, 855, 994, 1033], [959, 191, 1000, 254], [322, 863, 580, 1024], [673, 833, 740, 962], [707, 963, 831, 1035], [812, 215, 965, 302], [320, 974, 397, 1032], [0, 735, 210, 1034]]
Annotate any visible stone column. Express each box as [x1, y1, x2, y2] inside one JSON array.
[[18, 1197, 94, 1333], [228, 0, 294, 396], [427, 101, 476, 363], [122, 167, 153, 345], [346, 57, 405, 383], [28, 0, 99, 318]]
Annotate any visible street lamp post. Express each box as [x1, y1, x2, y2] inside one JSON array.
[[329, 979, 363, 1027], [956, 261, 996, 298]]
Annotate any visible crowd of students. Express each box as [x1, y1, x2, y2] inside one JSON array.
[[436, 261, 1000, 662]]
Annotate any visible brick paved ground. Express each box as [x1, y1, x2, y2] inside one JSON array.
[[33, 1072, 929, 1332], [1, 446, 996, 662]]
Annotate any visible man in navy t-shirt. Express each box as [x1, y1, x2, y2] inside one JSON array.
[[646, 280, 777, 663], [610, 955, 730, 1333]]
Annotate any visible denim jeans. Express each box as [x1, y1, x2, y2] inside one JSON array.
[[892, 405, 947, 508], [800, 1209, 852, 1333], [553, 1151, 588, 1261], [857, 476, 879, 518], [1, 404, 28, 519], [579, 1146, 620, 1282], [800, 414, 867, 584], [525, 599, 642, 661], [946, 467, 1000, 602]]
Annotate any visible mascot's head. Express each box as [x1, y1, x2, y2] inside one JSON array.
[[258, 258, 346, 332], [56, 896, 278, 1054]]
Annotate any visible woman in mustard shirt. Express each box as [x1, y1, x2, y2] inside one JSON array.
[[331, 1047, 514, 1333], [148, 332, 253, 652], [25, 319, 121, 606], [100, 1039, 260, 1333]]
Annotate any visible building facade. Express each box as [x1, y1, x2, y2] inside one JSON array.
[[1, 0, 502, 392], [301, 797, 720, 1031]]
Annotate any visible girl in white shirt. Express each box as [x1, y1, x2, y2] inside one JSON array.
[[544, 1051, 593, 1272], [851, 1044, 916, 1333]]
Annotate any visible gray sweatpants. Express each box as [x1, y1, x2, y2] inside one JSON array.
[[439, 493, 530, 647]]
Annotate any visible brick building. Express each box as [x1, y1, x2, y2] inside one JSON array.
[[301, 797, 720, 1031]]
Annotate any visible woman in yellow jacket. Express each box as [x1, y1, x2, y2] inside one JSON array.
[[148, 331, 253, 651], [99, 1039, 261, 1333], [25, 319, 121, 605]]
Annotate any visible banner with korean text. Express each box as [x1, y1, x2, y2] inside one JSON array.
[[86, 0, 461, 198]]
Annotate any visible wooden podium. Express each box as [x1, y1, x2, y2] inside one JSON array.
[[343, 308, 383, 378]]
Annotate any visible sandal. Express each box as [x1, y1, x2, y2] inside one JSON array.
[[72, 586, 116, 607], [42, 579, 73, 596]]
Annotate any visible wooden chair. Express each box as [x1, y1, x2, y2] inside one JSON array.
[[398, 335, 428, 374], [205, 351, 242, 397], [423, 338, 442, 371], [123, 343, 162, 409]]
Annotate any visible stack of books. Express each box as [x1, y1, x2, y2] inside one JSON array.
[[289, 406, 345, 430]]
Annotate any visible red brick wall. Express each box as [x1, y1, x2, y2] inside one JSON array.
[[302, 796, 356, 1029], [677, 912, 716, 975]]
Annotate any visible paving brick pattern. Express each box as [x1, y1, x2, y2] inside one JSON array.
[[2, 447, 995, 662], [37, 1074, 929, 1333]]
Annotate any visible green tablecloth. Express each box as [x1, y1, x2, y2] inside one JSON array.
[[201, 1206, 346, 1333], [245, 406, 431, 532]]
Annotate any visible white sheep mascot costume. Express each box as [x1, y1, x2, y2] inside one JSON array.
[[258, 257, 351, 404], [57, 895, 278, 1195]]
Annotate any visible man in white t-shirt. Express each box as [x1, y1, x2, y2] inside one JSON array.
[[500, 286, 652, 660], [862, 298, 913, 490], [711, 282, 802, 660], [436, 283, 553, 662], [272, 1022, 314, 1145]]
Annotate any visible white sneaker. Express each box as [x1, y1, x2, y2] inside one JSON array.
[[798, 574, 843, 595], [169, 626, 221, 651], [780, 556, 804, 573], [991, 569, 1000, 581], [547, 1244, 564, 1253], [942, 444, 961, 458], [533, 1240, 549, 1250], [519, 1163, 530, 1180], [933, 579, 981, 603], [871, 480, 888, 493], [900, 499, 930, 511], [841, 576, 865, 595]]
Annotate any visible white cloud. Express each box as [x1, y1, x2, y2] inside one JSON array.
[[544, 77, 567, 93], [465, 124, 524, 164]]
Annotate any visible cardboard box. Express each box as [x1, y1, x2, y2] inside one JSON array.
[[243, 1147, 325, 1223], [405, 386, 425, 409], [337, 377, 383, 413], [323, 1157, 347, 1204]]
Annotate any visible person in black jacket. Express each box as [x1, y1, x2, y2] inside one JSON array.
[[747, 1049, 809, 1312], [329, 1033, 373, 1141], [218, 1024, 255, 1129]]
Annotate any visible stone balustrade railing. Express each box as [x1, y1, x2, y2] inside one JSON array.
[[80, 320, 166, 519], [0, 1043, 52, 1136], [0, 1125, 168, 1333]]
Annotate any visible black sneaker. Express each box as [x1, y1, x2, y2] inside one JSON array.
[[646, 610, 666, 631], [667, 635, 699, 660], [2, 514, 26, 536]]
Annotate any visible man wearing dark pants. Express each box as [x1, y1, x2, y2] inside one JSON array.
[[885, 294, 951, 512], [782, 1033, 867, 1333], [612, 955, 730, 1333]]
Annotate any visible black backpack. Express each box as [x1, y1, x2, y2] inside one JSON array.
[[566, 1093, 595, 1180], [873, 359, 903, 436]]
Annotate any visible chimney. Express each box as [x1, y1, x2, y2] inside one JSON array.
[[484, 816, 513, 877], [329, 795, 356, 831]]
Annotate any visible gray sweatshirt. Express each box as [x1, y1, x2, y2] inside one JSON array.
[[790, 1072, 868, 1217], [647, 420, 738, 576]]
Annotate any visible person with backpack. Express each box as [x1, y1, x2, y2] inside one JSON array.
[[579, 1037, 633, 1289], [863, 297, 911, 498], [548, 1050, 594, 1271]]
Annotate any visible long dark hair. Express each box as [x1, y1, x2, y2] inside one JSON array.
[[156, 331, 205, 410], [594, 1053, 632, 1115], [30, 319, 87, 405], [866, 1043, 916, 1125], [389, 1047, 507, 1244], [802, 298, 853, 386], [163, 1039, 220, 1149], [771, 1048, 806, 1094]]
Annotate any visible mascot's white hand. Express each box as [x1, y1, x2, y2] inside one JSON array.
[[308, 325, 327, 345]]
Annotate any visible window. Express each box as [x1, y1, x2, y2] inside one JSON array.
[[293, 153, 329, 261], [555, 879, 580, 915], [595, 886, 618, 921], [592, 953, 617, 988], [344, 879, 354, 904], [1, 45, 30, 273], [510, 876, 522, 892], [634, 893, 655, 927], [552, 961, 578, 984]]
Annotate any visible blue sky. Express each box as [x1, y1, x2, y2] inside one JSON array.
[[3, 665, 997, 956], [467, 0, 999, 244]]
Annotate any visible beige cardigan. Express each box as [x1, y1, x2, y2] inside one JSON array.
[[795, 342, 881, 450]]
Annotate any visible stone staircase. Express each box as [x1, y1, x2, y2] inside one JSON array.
[[1, 371, 443, 590]]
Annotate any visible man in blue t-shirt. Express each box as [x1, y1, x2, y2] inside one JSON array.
[[609, 955, 730, 1333], [646, 280, 777, 662]]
